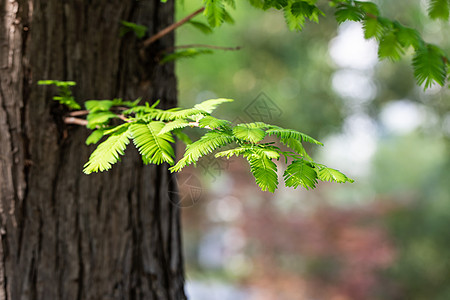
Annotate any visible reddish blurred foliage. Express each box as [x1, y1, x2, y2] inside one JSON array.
[[241, 201, 396, 300]]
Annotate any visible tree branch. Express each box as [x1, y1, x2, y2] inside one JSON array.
[[68, 110, 89, 117], [64, 117, 88, 126], [167, 44, 242, 52], [142, 7, 205, 48]]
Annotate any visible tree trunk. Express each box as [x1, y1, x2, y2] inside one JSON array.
[[0, 0, 186, 299]]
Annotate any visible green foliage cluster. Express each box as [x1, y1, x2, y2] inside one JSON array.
[[38, 80, 80, 109], [120, 21, 148, 38], [42, 81, 353, 192], [86, 97, 353, 192], [167, 0, 449, 89], [332, 0, 448, 88]]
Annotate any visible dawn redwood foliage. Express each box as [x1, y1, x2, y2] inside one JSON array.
[[0, 0, 448, 299], [39, 84, 353, 192]]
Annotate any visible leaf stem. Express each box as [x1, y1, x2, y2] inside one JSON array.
[[168, 44, 242, 52], [142, 7, 205, 48]]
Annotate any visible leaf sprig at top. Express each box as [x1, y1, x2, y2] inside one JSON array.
[[186, 0, 449, 88], [331, 0, 449, 89], [76, 95, 353, 192]]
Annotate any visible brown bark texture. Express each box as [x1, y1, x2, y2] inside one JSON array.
[[0, 0, 186, 299]]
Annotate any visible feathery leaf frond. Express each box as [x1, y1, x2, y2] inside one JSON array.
[[413, 44, 447, 88], [284, 2, 306, 31], [188, 20, 213, 34], [247, 155, 278, 193], [194, 98, 234, 114], [363, 17, 386, 41], [198, 116, 231, 129], [283, 159, 318, 189], [170, 130, 235, 172], [83, 127, 131, 174], [215, 144, 280, 160], [159, 119, 191, 135], [85, 129, 105, 145], [335, 3, 365, 23], [131, 122, 175, 165], [428, 0, 450, 20], [173, 129, 193, 145], [233, 124, 266, 143], [378, 31, 404, 61], [317, 166, 354, 183], [266, 126, 323, 145], [86, 111, 119, 129], [279, 137, 312, 161], [204, 0, 226, 27]]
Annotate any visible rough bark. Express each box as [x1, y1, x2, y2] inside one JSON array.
[[0, 0, 186, 299]]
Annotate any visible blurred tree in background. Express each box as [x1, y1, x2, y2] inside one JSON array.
[[175, 0, 450, 299]]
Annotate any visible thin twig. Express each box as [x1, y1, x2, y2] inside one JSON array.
[[117, 115, 132, 123], [188, 121, 210, 129], [169, 44, 242, 51], [68, 110, 89, 117], [64, 117, 88, 126], [142, 7, 205, 48]]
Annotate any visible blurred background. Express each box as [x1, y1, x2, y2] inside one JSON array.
[[172, 1, 450, 299]]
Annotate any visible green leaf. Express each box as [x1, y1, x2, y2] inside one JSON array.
[[283, 159, 318, 189], [52, 95, 81, 110], [173, 129, 192, 145], [38, 80, 76, 87], [317, 166, 354, 183], [266, 126, 323, 145], [334, 3, 365, 23], [170, 130, 235, 172], [198, 116, 231, 129], [194, 98, 234, 113], [223, 9, 235, 24], [204, 0, 226, 27], [215, 147, 248, 159], [103, 123, 131, 135], [413, 44, 447, 88], [85, 129, 105, 145], [120, 21, 148, 38], [38, 80, 80, 109], [215, 144, 280, 160], [355, 1, 380, 16], [159, 119, 191, 135], [247, 0, 264, 8], [83, 127, 131, 174], [363, 17, 385, 40], [396, 25, 422, 49], [130, 122, 175, 165], [188, 20, 213, 34], [223, 0, 236, 9], [279, 137, 312, 161], [378, 31, 404, 61], [247, 155, 278, 192], [161, 48, 214, 63], [290, 1, 324, 23], [233, 124, 266, 143], [171, 107, 208, 120], [85, 100, 114, 112], [284, 2, 306, 31], [428, 0, 450, 20], [86, 111, 118, 129], [113, 98, 141, 108]]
